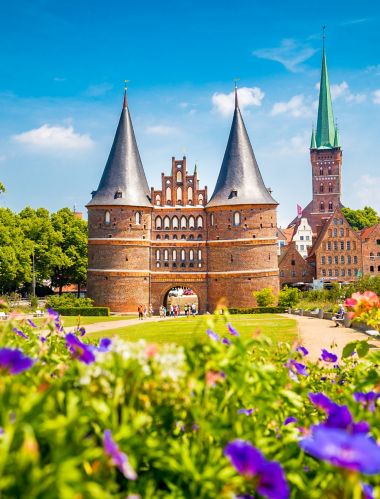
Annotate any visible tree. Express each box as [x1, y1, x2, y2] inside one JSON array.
[[0, 182, 5, 193], [278, 286, 301, 307], [342, 206, 379, 231], [253, 287, 276, 307]]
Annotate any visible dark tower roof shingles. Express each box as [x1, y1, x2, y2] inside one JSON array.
[[87, 94, 152, 207], [207, 91, 277, 207]]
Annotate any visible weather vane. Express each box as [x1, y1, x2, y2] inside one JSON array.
[[124, 79, 130, 92], [233, 77, 240, 89], [322, 26, 326, 48]]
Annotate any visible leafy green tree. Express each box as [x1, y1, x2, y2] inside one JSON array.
[[0, 208, 33, 293], [0, 181, 5, 193], [278, 286, 301, 307], [253, 287, 276, 307], [51, 208, 88, 296], [342, 206, 378, 231]]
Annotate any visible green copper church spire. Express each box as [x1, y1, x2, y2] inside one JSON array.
[[310, 126, 317, 149], [315, 36, 338, 149]]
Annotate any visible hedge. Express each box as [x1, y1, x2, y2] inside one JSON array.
[[229, 306, 287, 314], [52, 307, 110, 317]]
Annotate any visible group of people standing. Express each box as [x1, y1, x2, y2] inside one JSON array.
[[137, 304, 154, 320], [158, 303, 197, 318]]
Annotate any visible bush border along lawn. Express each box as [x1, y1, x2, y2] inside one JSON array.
[[52, 306, 110, 316]]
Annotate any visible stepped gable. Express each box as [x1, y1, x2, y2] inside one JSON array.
[[207, 87, 277, 207], [87, 91, 151, 207]]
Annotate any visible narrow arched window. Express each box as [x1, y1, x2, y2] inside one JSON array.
[[189, 249, 194, 261], [210, 213, 214, 225], [181, 216, 187, 229], [328, 166, 332, 174], [320, 202, 325, 212], [177, 186, 182, 203], [319, 184, 324, 193], [189, 234, 194, 240], [177, 170, 182, 183], [105, 211, 111, 224], [233, 212, 241, 226], [155, 194, 161, 206], [198, 249, 202, 260], [172, 249, 177, 260], [166, 186, 172, 202], [172, 216, 179, 229], [181, 234, 186, 239], [188, 186, 193, 204], [155, 216, 162, 230], [164, 249, 169, 261], [189, 216, 195, 229], [155, 250, 160, 260], [328, 202, 333, 212], [164, 216, 170, 230], [319, 166, 323, 175], [135, 212, 141, 225], [173, 234, 178, 240], [197, 216, 203, 228], [328, 183, 333, 193], [197, 234, 202, 240], [198, 193, 204, 205], [181, 249, 186, 261]]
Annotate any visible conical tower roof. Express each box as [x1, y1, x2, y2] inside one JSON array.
[[207, 89, 277, 207], [315, 48, 337, 149], [87, 92, 152, 207]]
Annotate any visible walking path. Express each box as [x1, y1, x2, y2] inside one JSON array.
[[287, 314, 380, 362], [67, 315, 171, 334]]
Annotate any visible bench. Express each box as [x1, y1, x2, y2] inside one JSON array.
[[33, 309, 44, 318], [0, 311, 8, 320], [332, 312, 345, 327]]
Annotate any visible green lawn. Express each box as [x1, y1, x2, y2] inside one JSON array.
[[16, 315, 138, 328], [88, 314, 298, 346]]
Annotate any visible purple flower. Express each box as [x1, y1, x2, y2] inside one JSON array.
[[27, 319, 37, 328], [354, 392, 380, 412], [98, 338, 112, 352], [13, 327, 29, 340], [78, 327, 86, 337], [0, 348, 35, 374], [287, 359, 308, 376], [47, 308, 63, 332], [321, 349, 338, 363], [222, 337, 231, 345], [224, 440, 289, 499], [238, 408, 254, 416], [206, 329, 219, 342], [103, 430, 137, 480], [362, 483, 375, 499], [309, 392, 336, 412], [284, 417, 298, 425], [300, 426, 380, 474], [65, 333, 95, 364], [296, 346, 308, 356], [227, 323, 239, 337]]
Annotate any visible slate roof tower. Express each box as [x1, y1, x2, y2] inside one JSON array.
[[206, 87, 279, 309]]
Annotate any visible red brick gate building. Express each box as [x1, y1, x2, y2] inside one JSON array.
[[87, 89, 279, 312]]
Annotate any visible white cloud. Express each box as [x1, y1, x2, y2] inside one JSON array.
[[12, 124, 94, 150], [316, 81, 366, 103], [373, 90, 380, 104], [271, 94, 312, 118], [276, 132, 310, 156], [355, 175, 380, 210], [212, 87, 264, 116], [253, 39, 317, 72], [145, 125, 179, 135]]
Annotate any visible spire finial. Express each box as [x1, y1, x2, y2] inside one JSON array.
[[234, 78, 240, 108], [322, 25, 326, 50], [123, 79, 130, 108]]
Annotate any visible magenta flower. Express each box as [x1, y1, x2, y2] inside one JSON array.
[[224, 440, 289, 499], [227, 323, 239, 337], [103, 430, 137, 480], [13, 327, 29, 340], [0, 348, 35, 374], [321, 349, 338, 363], [206, 329, 220, 341], [300, 426, 380, 474], [354, 392, 380, 412], [296, 346, 308, 356], [65, 333, 95, 364]]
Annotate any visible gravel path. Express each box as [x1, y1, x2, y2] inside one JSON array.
[[286, 314, 380, 362]]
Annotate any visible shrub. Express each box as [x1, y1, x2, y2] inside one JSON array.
[[52, 306, 110, 316], [46, 293, 94, 309], [278, 286, 301, 308], [253, 287, 276, 307], [229, 306, 286, 314], [30, 295, 39, 310]]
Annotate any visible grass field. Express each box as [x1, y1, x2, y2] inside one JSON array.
[[6, 315, 138, 328], [88, 314, 298, 346]]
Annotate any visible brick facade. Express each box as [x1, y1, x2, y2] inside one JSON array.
[[361, 222, 380, 276], [278, 242, 314, 287], [88, 157, 279, 313]]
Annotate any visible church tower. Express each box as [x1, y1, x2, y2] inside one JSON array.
[[86, 90, 153, 312], [309, 44, 342, 232], [206, 88, 279, 309]]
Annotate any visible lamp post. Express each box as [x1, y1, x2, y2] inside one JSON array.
[[32, 249, 36, 298]]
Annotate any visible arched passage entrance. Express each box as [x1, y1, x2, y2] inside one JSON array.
[[163, 286, 199, 316]]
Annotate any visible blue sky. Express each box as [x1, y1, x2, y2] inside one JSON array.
[[1, 0, 379, 226]]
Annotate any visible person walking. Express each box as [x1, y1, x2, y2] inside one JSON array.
[[149, 303, 154, 317], [143, 305, 148, 319], [191, 303, 196, 317], [138, 304, 143, 320]]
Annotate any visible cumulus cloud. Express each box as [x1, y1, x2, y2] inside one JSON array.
[[271, 94, 312, 118], [373, 90, 380, 104], [355, 175, 380, 210], [253, 39, 317, 72], [12, 124, 94, 150], [276, 132, 310, 156], [145, 125, 179, 135], [316, 81, 366, 103], [212, 87, 264, 116]]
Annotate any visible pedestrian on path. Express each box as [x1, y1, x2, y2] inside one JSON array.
[[137, 305, 143, 320]]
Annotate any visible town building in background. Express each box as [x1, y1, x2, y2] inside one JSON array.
[[292, 218, 313, 258]]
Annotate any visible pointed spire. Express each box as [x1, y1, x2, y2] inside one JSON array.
[[123, 79, 129, 108], [194, 162, 198, 175], [207, 104, 277, 207], [315, 32, 336, 149], [310, 126, 317, 149], [333, 122, 340, 148], [234, 82, 238, 109], [87, 89, 151, 207]]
